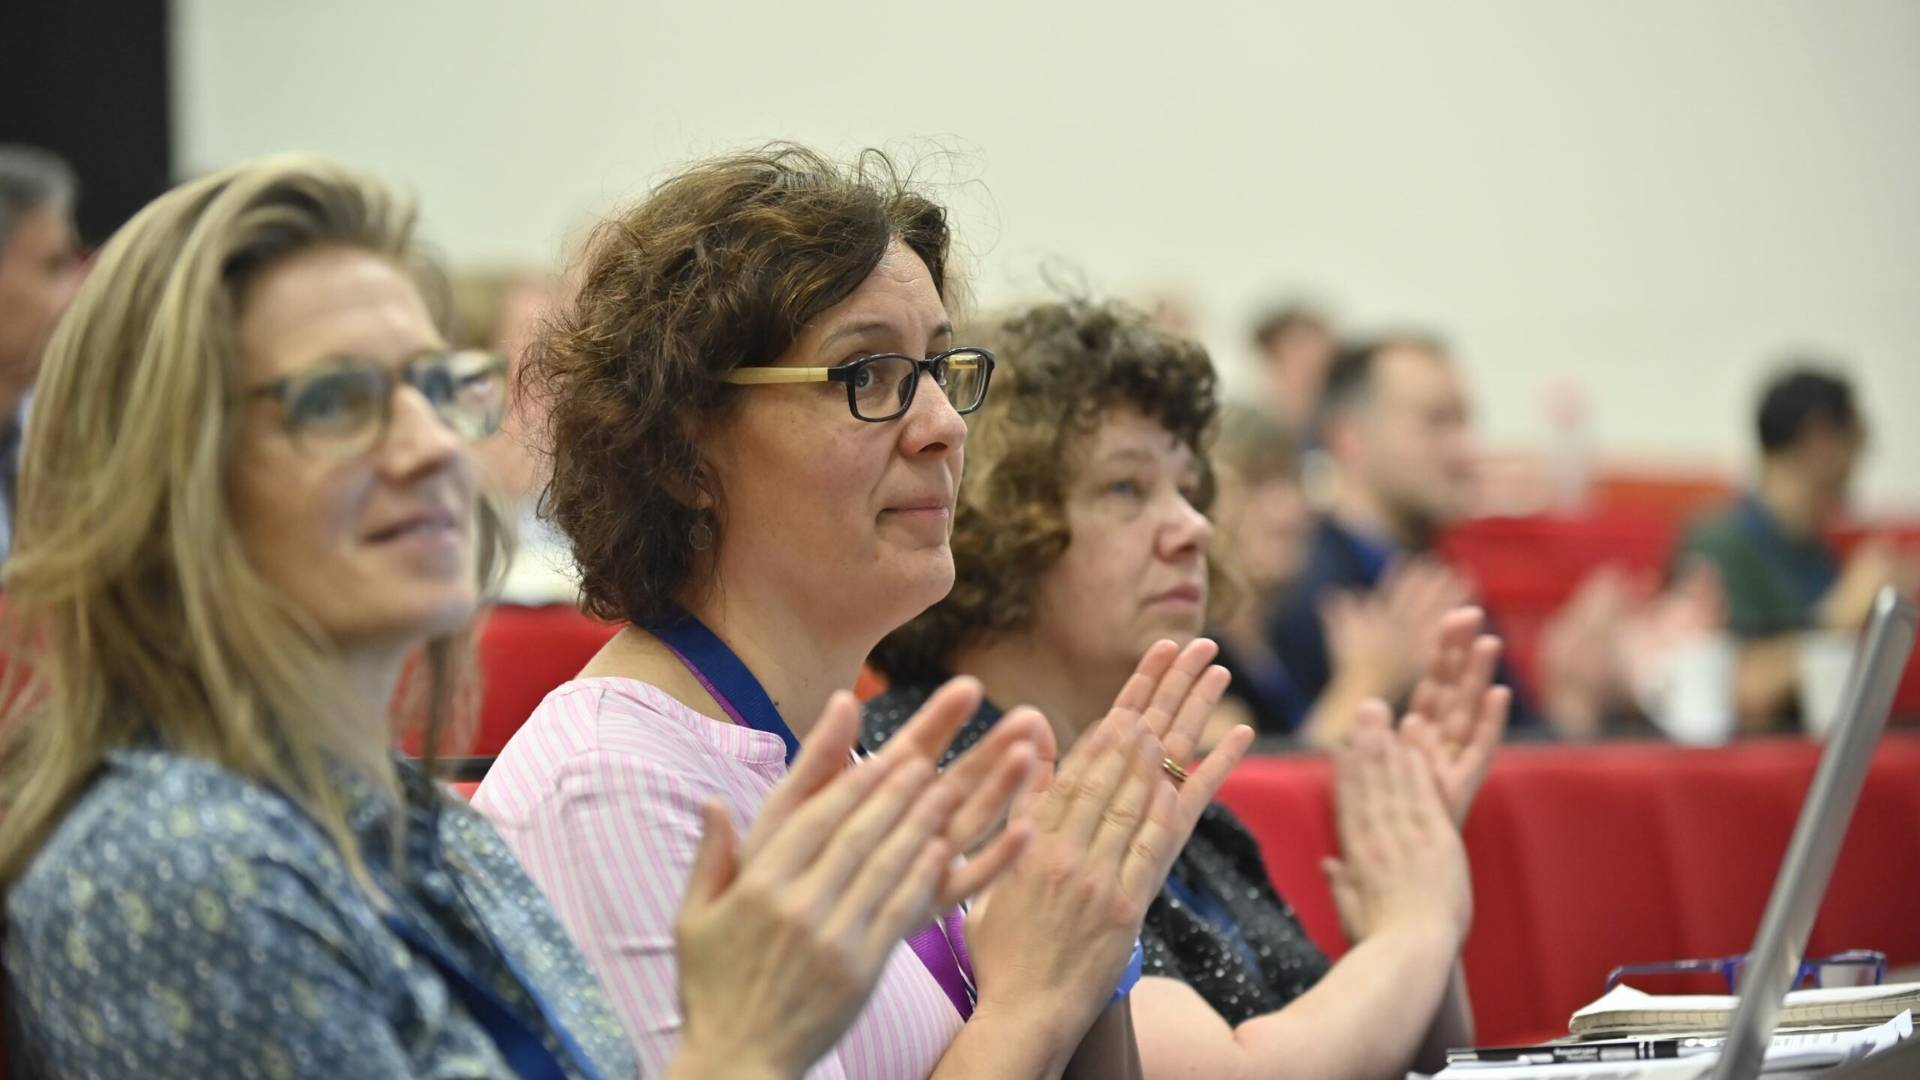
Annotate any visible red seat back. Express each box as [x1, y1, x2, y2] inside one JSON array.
[[1213, 736, 1920, 1047], [470, 606, 620, 756], [1466, 746, 1690, 1038], [1439, 513, 1681, 691], [1652, 742, 1812, 959]]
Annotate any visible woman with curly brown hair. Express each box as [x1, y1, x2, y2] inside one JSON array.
[[866, 297, 1513, 1080], [472, 146, 1253, 1079]]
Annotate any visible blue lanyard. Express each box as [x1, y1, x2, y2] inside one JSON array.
[[278, 777, 607, 1080], [392, 811, 613, 1080], [384, 911, 580, 1080], [652, 607, 802, 765]]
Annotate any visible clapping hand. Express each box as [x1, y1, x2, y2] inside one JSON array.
[[1399, 607, 1510, 829]]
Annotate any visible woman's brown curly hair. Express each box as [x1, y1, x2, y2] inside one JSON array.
[[870, 298, 1219, 683], [532, 145, 954, 626]]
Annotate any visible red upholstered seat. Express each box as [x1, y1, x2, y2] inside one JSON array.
[[1438, 513, 1680, 692], [1212, 736, 1920, 1047], [450, 608, 883, 759], [1813, 742, 1920, 961], [1652, 743, 1812, 959], [1466, 746, 1692, 1039], [470, 605, 620, 756]]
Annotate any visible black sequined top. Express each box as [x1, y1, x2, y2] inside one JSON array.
[[862, 681, 1334, 1026]]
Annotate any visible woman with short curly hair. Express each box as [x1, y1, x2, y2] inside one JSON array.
[[867, 296, 1510, 1080]]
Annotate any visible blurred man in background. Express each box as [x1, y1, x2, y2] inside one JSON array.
[[1676, 366, 1919, 731], [1263, 336, 1500, 740], [1265, 335, 1722, 740], [1208, 400, 1463, 744], [448, 268, 578, 605], [0, 145, 83, 564]]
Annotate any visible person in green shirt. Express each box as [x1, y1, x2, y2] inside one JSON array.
[[1676, 365, 1918, 731]]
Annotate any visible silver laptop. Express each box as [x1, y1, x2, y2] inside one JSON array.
[[1705, 587, 1917, 1080], [1448, 587, 1917, 1079]]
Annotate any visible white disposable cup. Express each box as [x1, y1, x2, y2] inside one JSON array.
[[1798, 630, 1859, 739], [1651, 634, 1737, 746]]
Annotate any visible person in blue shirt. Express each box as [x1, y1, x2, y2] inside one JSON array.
[[0, 144, 83, 564], [1269, 337, 1741, 741], [1264, 336, 1558, 739], [1208, 402, 1470, 742]]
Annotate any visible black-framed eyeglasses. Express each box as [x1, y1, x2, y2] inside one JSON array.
[[239, 349, 510, 459], [1605, 949, 1887, 994], [722, 346, 995, 423]]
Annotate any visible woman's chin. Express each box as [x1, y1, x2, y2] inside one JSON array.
[[1139, 608, 1208, 651], [338, 591, 481, 650], [867, 554, 956, 630]]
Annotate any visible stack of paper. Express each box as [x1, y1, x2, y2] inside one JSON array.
[[1570, 983, 1920, 1041], [1435, 1011, 1912, 1078]]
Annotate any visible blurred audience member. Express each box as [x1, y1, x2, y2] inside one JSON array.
[[1676, 365, 1919, 730], [1537, 559, 1727, 740], [449, 268, 577, 604], [1268, 336, 1723, 740], [1145, 286, 1202, 339], [0, 145, 82, 563], [450, 268, 555, 501], [1265, 336, 1506, 741], [1250, 302, 1335, 436], [1210, 401, 1450, 740], [1209, 403, 1311, 733]]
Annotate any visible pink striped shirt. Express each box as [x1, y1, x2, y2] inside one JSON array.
[[473, 677, 965, 1080]]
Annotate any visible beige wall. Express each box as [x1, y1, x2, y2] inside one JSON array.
[[175, 0, 1920, 510]]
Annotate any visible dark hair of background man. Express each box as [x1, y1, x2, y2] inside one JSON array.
[[1757, 365, 1858, 455]]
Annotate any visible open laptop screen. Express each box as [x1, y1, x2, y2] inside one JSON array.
[[1710, 588, 1918, 1080]]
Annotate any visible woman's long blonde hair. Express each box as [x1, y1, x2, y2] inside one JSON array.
[[0, 155, 505, 889]]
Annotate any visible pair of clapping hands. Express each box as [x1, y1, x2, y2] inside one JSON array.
[[669, 641, 1254, 1080], [1322, 607, 1512, 948]]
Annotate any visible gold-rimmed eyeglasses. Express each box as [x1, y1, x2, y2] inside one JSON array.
[[723, 347, 995, 423]]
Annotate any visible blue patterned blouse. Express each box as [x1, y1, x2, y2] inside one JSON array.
[[4, 747, 638, 1079]]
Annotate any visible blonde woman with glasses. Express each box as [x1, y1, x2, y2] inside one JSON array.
[[0, 155, 1035, 1080]]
